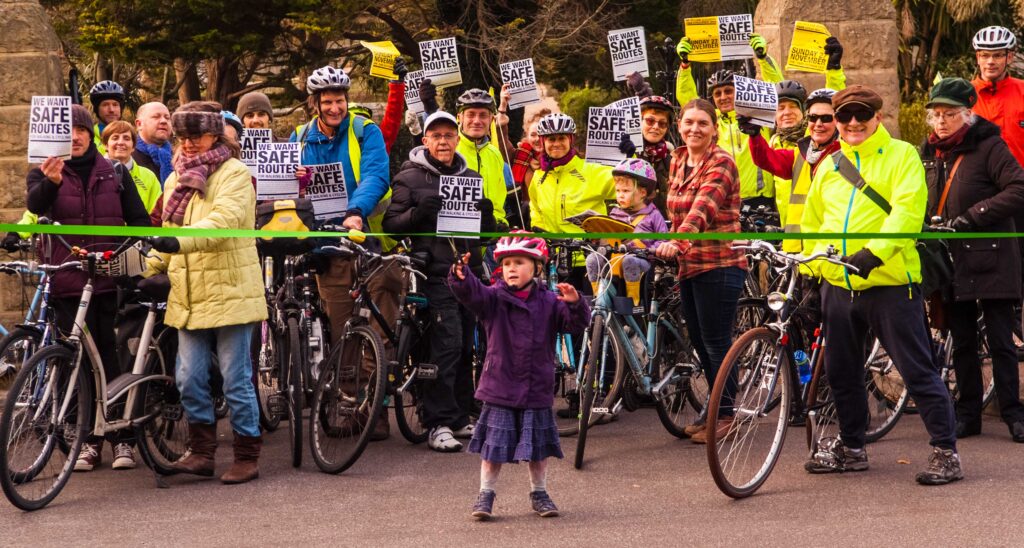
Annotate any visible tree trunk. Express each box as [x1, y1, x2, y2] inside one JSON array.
[[174, 58, 201, 105], [204, 56, 242, 109]]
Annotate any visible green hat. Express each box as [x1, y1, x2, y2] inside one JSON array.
[[927, 78, 978, 109]]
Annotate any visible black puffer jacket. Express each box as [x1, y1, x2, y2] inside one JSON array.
[[383, 146, 496, 278], [923, 117, 1024, 301]]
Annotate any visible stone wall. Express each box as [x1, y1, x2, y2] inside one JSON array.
[[754, 0, 901, 136]]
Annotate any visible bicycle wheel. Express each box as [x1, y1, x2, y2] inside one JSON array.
[[309, 325, 386, 474], [553, 332, 581, 437], [654, 321, 704, 438], [135, 327, 190, 475], [0, 345, 92, 511], [706, 327, 791, 499], [574, 315, 624, 470], [863, 336, 909, 443], [805, 350, 839, 454], [0, 327, 41, 393], [393, 328, 428, 444], [252, 316, 281, 432], [285, 317, 303, 468]]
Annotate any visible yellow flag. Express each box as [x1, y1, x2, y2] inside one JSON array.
[[786, 21, 831, 74], [684, 17, 722, 63], [360, 40, 401, 80]]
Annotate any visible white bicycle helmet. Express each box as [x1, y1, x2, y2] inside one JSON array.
[[806, 88, 837, 108], [536, 113, 576, 136], [973, 26, 1017, 51], [307, 65, 351, 93]]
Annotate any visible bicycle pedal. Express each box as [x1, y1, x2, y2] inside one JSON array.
[[415, 363, 438, 380], [267, 394, 287, 417], [592, 407, 610, 414], [161, 404, 183, 422]]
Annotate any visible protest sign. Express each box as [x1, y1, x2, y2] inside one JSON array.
[[684, 14, 754, 62], [499, 58, 540, 109], [98, 241, 147, 278], [437, 175, 484, 237], [418, 37, 462, 89], [786, 21, 831, 74], [684, 17, 721, 63], [306, 163, 349, 220], [255, 142, 300, 200], [28, 96, 72, 163], [733, 75, 777, 128], [607, 96, 642, 148], [240, 128, 272, 177], [360, 40, 402, 80], [586, 107, 628, 167], [405, 70, 426, 115], [607, 27, 649, 81]]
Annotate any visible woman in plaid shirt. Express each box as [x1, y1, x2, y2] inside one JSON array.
[[655, 98, 747, 444]]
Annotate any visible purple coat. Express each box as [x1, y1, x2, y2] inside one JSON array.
[[449, 271, 590, 409], [608, 202, 669, 249]]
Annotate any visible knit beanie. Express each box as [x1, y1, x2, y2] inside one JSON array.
[[71, 104, 94, 132], [236, 92, 274, 122]]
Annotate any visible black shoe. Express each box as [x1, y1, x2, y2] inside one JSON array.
[[915, 447, 964, 485], [955, 419, 981, 439], [556, 392, 580, 419], [804, 438, 869, 474], [1009, 421, 1024, 443]]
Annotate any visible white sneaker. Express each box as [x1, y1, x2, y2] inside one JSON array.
[[74, 443, 102, 472], [428, 426, 463, 453], [112, 443, 137, 470], [452, 423, 475, 439]]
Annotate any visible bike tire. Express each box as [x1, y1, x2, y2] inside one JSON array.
[[0, 345, 92, 511], [135, 326, 190, 476], [252, 316, 281, 432], [285, 317, 303, 468], [805, 349, 839, 454], [309, 325, 386, 474], [575, 315, 624, 470], [0, 327, 42, 392], [654, 322, 703, 438], [862, 336, 909, 443], [706, 327, 791, 499], [392, 328, 428, 444]]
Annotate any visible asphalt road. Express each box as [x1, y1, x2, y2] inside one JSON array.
[[2, 407, 1022, 547]]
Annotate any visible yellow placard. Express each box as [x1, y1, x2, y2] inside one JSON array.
[[360, 40, 401, 80], [786, 21, 831, 74], [684, 17, 721, 63]]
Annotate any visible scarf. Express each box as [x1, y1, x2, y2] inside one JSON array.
[[538, 134, 579, 172], [927, 123, 971, 159], [776, 120, 808, 147], [511, 141, 535, 184], [67, 142, 98, 185], [640, 139, 670, 164], [162, 144, 232, 225], [136, 139, 174, 184]]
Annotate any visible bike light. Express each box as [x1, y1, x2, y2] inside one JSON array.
[[766, 291, 786, 311]]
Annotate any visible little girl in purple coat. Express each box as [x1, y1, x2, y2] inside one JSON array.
[[449, 232, 591, 521]]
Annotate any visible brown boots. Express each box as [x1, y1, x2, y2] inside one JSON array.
[[220, 432, 262, 484], [171, 423, 261, 484]]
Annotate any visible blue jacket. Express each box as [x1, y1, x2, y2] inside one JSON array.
[[289, 115, 390, 221]]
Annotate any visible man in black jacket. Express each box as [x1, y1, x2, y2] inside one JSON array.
[[384, 111, 496, 452]]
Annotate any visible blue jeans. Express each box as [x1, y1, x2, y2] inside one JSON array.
[[176, 323, 260, 437], [679, 267, 745, 416]]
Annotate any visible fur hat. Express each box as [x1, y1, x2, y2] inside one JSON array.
[[236, 92, 274, 122], [71, 104, 94, 132], [171, 101, 225, 138]]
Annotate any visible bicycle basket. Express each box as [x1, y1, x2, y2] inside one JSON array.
[[256, 198, 315, 255]]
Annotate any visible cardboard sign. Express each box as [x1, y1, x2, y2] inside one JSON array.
[[306, 163, 348, 220], [607, 96, 642, 148], [361, 40, 402, 80], [28, 96, 72, 163], [255, 142, 300, 200], [607, 27, 649, 81], [733, 75, 778, 128], [586, 107, 628, 167], [684, 14, 754, 62], [240, 128, 272, 177], [500, 58, 540, 109], [418, 37, 462, 89], [405, 70, 426, 115], [786, 21, 831, 74], [437, 175, 484, 237]]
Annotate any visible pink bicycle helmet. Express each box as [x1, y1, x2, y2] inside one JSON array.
[[612, 157, 658, 195], [494, 230, 549, 263]]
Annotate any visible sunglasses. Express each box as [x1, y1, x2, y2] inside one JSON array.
[[643, 116, 669, 129], [806, 114, 834, 124], [835, 108, 876, 124]]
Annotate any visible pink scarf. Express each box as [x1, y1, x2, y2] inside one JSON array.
[[163, 145, 232, 225]]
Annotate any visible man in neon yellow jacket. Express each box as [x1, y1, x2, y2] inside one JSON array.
[[455, 89, 512, 230], [800, 85, 962, 486]]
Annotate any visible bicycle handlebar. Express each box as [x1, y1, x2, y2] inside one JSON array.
[[732, 240, 859, 273]]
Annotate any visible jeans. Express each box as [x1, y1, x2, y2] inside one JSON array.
[[948, 298, 1024, 424], [177, 323, 260, 437], [679, 267, 745, 416]]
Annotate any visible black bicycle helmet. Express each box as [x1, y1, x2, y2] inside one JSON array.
[[707, 70, 737, 91], [456, 88, 496, 113], [89, 80, 125, 112], [776, 80, 807, 109]]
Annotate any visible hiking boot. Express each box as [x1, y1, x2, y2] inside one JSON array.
[[955, 419, 981, 439], [221, 432, 262, 484], [452, 423, 475, 439], [112, 443, 137, 470], [683, 421, 706, 437], [1009, 421, 1024, 443], [529, 490, 559, 517], [556, 392, 580, 419], [171, 423, 217, 477], [690, 417, 734, 445], [428, 426, 462, 452], [471, 489, 496, 520], [74, 442, 102, 472], [804, 438, 869, 474], [915, 447, 963, 485], [369, 414, 390, 442]]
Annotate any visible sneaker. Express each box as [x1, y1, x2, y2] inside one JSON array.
[[804, 438, 869, 474], [112, 443, 137, 470], [529, 490, 559, 517], [915, 447, 964, 485], [74, 443, 102, 472], [452, 423, 475, 439], [427, 426, 463, 453], [471, 489, 496, 520]]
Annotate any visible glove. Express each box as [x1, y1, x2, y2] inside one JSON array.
[[477, 198, 494, 217], [477, 199, 496, 232], [113, 274, 141, 290], [950, 215, 974, 232], [419, 79, 439, 115], [749, 33, 768, 59], [842, 248, 883, 279], [392, 57, 408, 81], [675, 36, 692, 63], [626, 72, 653, 98], [618, 133, 637, 157], [824, 37, 843, 70], [736, 116, 761, 136], [411, 195, 443, 228], [149, 237, 180, 254], [1, 232, 22, 253]]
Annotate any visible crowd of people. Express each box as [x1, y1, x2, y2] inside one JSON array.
[[13, 23, 1024, 518]]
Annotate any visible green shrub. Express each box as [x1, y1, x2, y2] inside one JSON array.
[[900, 94, 930, 148]]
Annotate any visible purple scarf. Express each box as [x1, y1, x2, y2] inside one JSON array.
[[163, 144, 232, 225]]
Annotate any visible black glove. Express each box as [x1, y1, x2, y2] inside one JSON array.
[[950, 215, 974, 232], [737, 116, 761, 136], [842, 248, 883, 279], [824, 37, 843, 70], [419, 79, 439, 115], [411, 195, 443, 228], [113, 274, 141, 290], [477, 198, 494, 217], [149, 236, 180, 254], [626, 72, 653, 98], [1, 232, 22, 253], [618, 133, 637, 157], [392, 57, 408, 81]]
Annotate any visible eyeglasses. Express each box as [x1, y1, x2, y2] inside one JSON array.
[[835, 108, 876, 124], [806, 114, 834, 124], [925, 108, 966, 123], [643, 116, 669, 129], [977, 51, 1008, 61], [179, 135, 211, 144], [425, 132, 458, 141]]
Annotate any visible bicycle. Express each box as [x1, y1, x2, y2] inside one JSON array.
[[545, 239, 591, 436], [0, 260, 53, 389]]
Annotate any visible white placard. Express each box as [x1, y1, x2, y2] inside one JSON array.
[[405, 70, 425, 115], [500, 58, 540, 110], [718, 14, 754, 61], [98, 241, 147, 278], [306, 163, 349, 220], [733, 75, 778, 128], [418, 37, 462, 89], [28, 96, 72, 163], [437, 175, 484, 237], [255, 142, 300, 200], [240, 128, 272, 177], [607, 96, 642, 148], [586, 107, 628, 167], [607, 27, 649, 81]]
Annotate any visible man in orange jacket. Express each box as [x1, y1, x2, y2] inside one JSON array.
[[971, 26, 1024, 167]]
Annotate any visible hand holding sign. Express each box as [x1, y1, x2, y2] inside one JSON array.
[[732, 75, 778, 128], [608, 27, 649, 81], [360, 40, 402, 80], [786, 21, 832, 74], [499, 59, 540, 109], [28, 96, 72, 163], [418, 37, 462, 89], [41, 157, 65, 184], [684, 15, 754, 63]]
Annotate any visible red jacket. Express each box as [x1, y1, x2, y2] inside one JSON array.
[[748, 133, 841, 180], [380, 81, 405, 153], [972, 75, 1024, 168]]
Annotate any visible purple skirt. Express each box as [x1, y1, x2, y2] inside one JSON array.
[[468, 403, 564, 463]]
